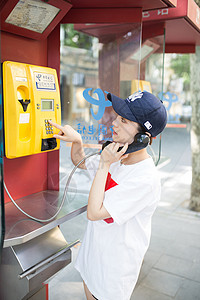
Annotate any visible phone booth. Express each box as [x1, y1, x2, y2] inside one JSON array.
[[0, 65, 4, 260], [0, 1, 77, 299], [0, 0, 200, 299]]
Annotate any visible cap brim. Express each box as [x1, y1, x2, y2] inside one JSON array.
[[108, 93, 138, 123]]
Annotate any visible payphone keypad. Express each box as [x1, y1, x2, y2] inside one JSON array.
[[44, 119, 53, 134], [41, 119, 57, 151]]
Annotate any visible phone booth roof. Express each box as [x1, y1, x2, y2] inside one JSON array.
[[1, 0, 200, 51], [1, 0, 176, 40]]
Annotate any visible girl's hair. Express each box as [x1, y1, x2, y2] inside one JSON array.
[[137, 123, 146, 133]]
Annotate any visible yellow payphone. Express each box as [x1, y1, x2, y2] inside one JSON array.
[[131, 79, 152, 93], [120, 79, 152, 99], [3, 61, 61, 158]]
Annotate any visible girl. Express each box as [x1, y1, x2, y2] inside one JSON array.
[[49, 91, 167, 300]]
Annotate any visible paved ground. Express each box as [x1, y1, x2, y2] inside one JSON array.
[[49, 126, 200, 300]]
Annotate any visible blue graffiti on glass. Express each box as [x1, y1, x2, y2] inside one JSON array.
[[77, 123, 87, 135], [83, 88, 112, 120], [98, 124, 113, 142], [158, 91, 180, 123], [76, 122, 113, 142], [88, 125, 96, 135]]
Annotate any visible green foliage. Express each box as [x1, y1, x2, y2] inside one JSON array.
[[170, 54, 190, 91], [62, 24, 93, 50], [194, 0, 200, 7]]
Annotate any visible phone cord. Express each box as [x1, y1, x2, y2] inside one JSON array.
[[3, 151, 100, 223]]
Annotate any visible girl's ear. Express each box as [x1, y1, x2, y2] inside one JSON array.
[[145, 132, 153, 145], [145, 132, 151, 137]]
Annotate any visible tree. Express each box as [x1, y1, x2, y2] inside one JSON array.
[[189, 47, 200, 211], [194, 0, 200, 6], [61, 24, 93, 50], [170, 54, 190, 91], [189, 0, 200, 211]]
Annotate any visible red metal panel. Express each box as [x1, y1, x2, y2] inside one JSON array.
[[47, 150, 60, 191], [141, 0, 200, 48], [1, 26, 62, 203], [142, 0, 187, 22], [1, 31, 47, 65], [4, 154, 48, 203], [47, 25, 60, 191], [74, 23, 164, 44], [0, 0, 72, 40], [187, 0, 200, 32], [0, 0, 8, 11], [63, 0, 200, 48], [74, 23, 142, 43], [1, 31, 49, 203], [45, 284, 49, 300], [165, 18, 200, 46], [165, 43, 195, 53], [68, 0, 176, 9], [47, 25, 61, 82], [62, 8, 142, 23], [142, 23, 165, 41]]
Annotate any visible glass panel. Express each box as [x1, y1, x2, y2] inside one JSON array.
[[59, 23, 142, 213], [144, 30, 166, 165], [0, 32, 5, 255], [145, 33, 165, 101]]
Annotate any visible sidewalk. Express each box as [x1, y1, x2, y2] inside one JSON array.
[[131, 165, 200, 300], [49, 128, 200, 300], [49, 168, 200, 300]]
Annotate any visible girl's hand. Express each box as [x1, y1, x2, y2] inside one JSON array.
[[48, 120, 82, 143], [100, 142, 128, 167]]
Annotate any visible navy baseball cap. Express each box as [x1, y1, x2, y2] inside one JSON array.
[[107, 91, 167, 137]]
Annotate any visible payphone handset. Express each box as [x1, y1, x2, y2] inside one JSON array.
[[3, 61, 61, 158]]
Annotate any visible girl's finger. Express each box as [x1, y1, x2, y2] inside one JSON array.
[[53, 134, 67, 141], [113, 142, 121, 152], [119, 142, 128, 154], [57, 130, 64, 136], [48, 120, 63, 131]]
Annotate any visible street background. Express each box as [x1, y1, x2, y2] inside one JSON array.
[[49, 125, 200, 300]]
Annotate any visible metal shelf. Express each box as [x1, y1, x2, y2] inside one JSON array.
[[4, 189, 87, 247]]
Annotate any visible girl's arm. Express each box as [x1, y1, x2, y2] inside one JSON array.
[[87, 142, 128, 221], [49, 120, 86, 169]]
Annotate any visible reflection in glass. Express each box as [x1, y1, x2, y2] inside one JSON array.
[[145, 32, 165, 164], [59, 23, 143, 201], [59, 24, 165, 205], [0, 40, 5, 255]]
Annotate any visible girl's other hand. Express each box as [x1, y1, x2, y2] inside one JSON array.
[[100, 142, 128, 166], [48, 120, 82, 143]]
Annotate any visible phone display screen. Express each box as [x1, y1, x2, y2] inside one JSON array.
[[41, 99, 54, 111]]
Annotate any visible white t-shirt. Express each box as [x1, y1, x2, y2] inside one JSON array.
[[75, 155, 161, 300]]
